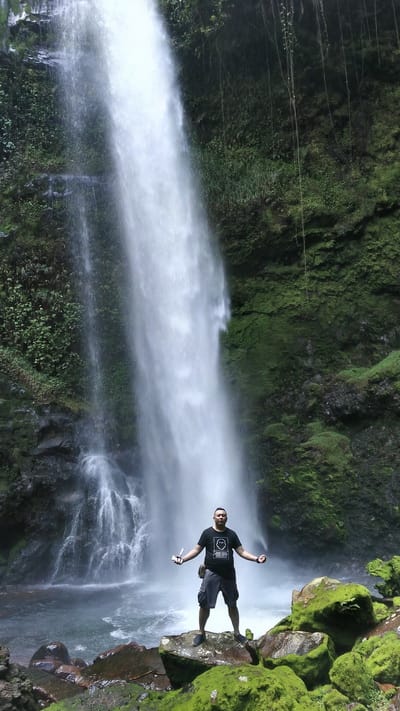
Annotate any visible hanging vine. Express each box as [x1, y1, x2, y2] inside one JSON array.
[[278, 0, 308, 291]]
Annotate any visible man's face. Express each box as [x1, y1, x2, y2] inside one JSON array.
[[213, 509, 227, 529]]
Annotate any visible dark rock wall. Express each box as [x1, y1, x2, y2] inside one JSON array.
[[161, 0, 400, 559]]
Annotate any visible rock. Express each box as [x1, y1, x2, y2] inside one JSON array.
[[83, 642, 170, 691], [0, 646, 39, 711], [69, 659, 87, 670], [257, 629, 335, 688], [329, 651, 376, 706], [24, 667, 84, 704], [31, 435, 74, 457], [388, 690, 400, 710], [356, 631, 400, 685], [54, 665, 87, 685], [365, 608, 400, 638], [29, 642, 71, 672], [158, 664, 320, 710], [29, 682, 162, 711], [290, 577, 376, 651], [159, 631, 257, 687]]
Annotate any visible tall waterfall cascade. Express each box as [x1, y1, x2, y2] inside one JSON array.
[[55, 0, 261, 581]]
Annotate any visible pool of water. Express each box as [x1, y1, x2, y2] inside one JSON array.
[[1, 556, 360, 666]]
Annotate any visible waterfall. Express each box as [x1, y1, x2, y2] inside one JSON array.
[[92, 0, 259, 570], [53, 0, 146, 583], [53, 0, 260, 583]]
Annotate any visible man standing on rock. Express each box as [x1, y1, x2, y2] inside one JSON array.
[[172, 507, 267, 646]]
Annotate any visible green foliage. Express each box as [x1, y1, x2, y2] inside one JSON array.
[[0, 347, 83, 409], [340, 351, 400, 387], [366, 556, 400, 597], [356, 632, 400, 685], [329, 651, 378, 705]]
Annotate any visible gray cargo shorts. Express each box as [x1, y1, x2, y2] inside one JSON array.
[[197, 569, 239, 608]]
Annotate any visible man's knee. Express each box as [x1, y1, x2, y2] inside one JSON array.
[[198, 590, 208, 607]]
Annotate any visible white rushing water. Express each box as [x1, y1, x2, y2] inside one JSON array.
[[53, 0, 263, 586], [92, 0, 260, 572], [54, 0, 146, 582]]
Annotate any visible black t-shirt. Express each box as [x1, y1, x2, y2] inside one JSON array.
[[198, 526, 242, 579]]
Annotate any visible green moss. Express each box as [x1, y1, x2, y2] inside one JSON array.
[[46, 682, 164, 711], [329, 651, 376, 705], [309, 685, 352, 710], [372, 601, 391, 623], [154, 664, 320, 710], [366, 556, 400, 597], [0, 346, 84, 410], [299, 427, 352, 471], [291, 578, 375, 651], [356, 632, 400, 685], [261, 632, 336, 689], [263, 422, 291, 443], [340, 351, 400, 387]]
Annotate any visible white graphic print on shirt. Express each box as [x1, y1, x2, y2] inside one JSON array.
[[213, 536, 229, 560]]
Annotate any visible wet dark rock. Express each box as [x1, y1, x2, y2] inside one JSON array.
[[159, 630, 257, 687], [364, 608, 400, 639], [84, 642, 171, 692], [32, 435, 74, 457], [257, 630, 335, 688], [24, 667, 84, 705], [30, 641, 71, 672], [54, 665, 87, 685], [69, 659, 87, 670]]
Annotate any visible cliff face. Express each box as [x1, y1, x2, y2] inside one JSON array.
[[161, 0, 400, 558], [1, 0, 400, 579]]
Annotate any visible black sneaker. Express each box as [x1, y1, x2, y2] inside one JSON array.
[[234, 633, 247, 644], [193, 633, 206, 647]]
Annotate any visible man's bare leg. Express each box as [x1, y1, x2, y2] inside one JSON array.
[[199, 606, 210, 635], [228, 604, 240, 636], [193, 607, 209, 646]]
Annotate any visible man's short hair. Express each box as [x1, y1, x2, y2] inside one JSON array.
[[214, 507, 227, 514]]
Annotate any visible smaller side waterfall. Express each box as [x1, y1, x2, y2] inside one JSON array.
[[50, 0, 146, 583], [52, 452, 145, 583]]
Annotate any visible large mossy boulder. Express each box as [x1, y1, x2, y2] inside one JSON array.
[[153, 664, 320, 711], [290, 577, 376, 651], [257, 630, 335, 689], [45, 665, 320, 710], [356, 631, 400, 685], [159, 631, 256, 687], [328, 651, 377, 706]]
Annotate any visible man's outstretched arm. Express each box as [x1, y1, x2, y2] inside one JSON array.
[[172, 544, 203, 565], [235, 546, 267, 564]]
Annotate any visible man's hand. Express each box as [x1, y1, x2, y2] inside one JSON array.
[[171, 555, 183, 564]]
